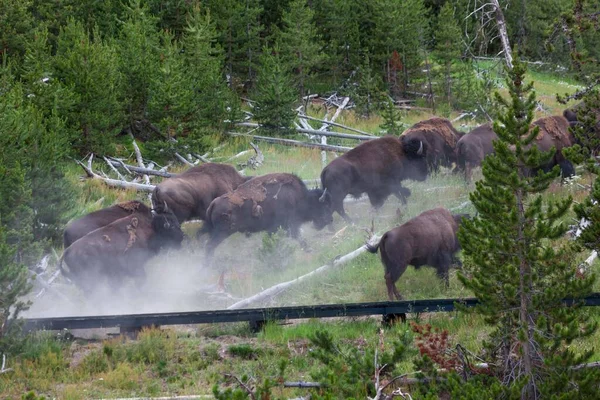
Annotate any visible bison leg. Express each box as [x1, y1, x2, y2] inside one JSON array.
[[288, 224, 311, 252], [385, 273, 403, 301], [465, 164, 473, 183], [435, 252, 452, 288], [392, 187, 411, 205], [332, 196, 352, 223], [559, 160, 575, 180], [204, 231, 229, 266]]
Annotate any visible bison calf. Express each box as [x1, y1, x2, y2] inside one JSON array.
[[59, 209, 183, 297], [367, 208, 464, 301], [63, 200, 151, 249]]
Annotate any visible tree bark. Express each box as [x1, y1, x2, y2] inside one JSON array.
[[491, 0, 513, 68]]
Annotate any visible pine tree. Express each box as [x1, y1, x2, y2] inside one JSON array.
[[312, 0, 364, 81], [378, 0, 428, 96], [380, 97, 403, 136], [351, 54, 384, 119], [434, 2, 462, 103], [207, 0, 264, 89], [117, 0, 161, 134], [0, 222, 32, 356], [0, 70, 34, 351], [274, 0, 325, 98], [148, 30, 194, 139], [181, 4, 233, 130], [252, 44, 297, 136], [0, 0, 34, 60], [3, 55, 75, 246], [458, 59, 598, 398], [54, 18, 123, 155]]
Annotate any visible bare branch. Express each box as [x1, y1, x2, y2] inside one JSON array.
[[224, 374, 256, 400], [174, 153, 194, 167]]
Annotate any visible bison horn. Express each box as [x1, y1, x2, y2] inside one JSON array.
[[163, 201, 169, 213], [319, 188, 328, 202], [417, 140, 424, 155]]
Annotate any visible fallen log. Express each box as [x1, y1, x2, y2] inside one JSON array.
[[103, 156, 127, 180], [225, 132, 353, 153], [130, 133, 150, 185], [227, 234, 381, 310], [106, 159, 173, 178], [236, 122, 372, 141], [298, 113, 374, 136], [76, 159, 155, 192], [174, 153, 194, 167]]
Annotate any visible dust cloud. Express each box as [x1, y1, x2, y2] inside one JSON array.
[[24, 169, 471, 319]]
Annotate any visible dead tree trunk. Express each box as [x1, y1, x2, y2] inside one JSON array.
[[491, 0, 513, 68]]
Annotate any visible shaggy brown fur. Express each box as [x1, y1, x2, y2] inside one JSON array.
[[320, 135, 428, 222], [223, 174, 298, 206], [117, 200, 146, 212], [59, 211, 183, 297], [454, 124, 498, 181], [403, 117, 461, 148], [533, 115, 570, 144], [366, 208, 463, 301], [152, 163, 250, 227], [63, 201, 152, 249], [401, 117, 463, 171], [205, 173, 333, 270], [530, 116, 575, 177]]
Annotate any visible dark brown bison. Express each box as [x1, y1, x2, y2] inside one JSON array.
[[320, 135, 428, 222], [204, 173, 333, 276], [152, 163, 251, 230], [455, 124, 498, 181], [63, 201, 152, 249], [528, 115, 576, 178], [401, 117, 463, 172], [59, 209, 183, 296], [366, 207, 464, 301]]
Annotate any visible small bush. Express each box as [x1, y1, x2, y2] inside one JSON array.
[[258, 228, 297, 270], [18, 332, 65, 362], [100, 362, 141, 391], [202, 343, 221, 362], [228, 344, 259, 360], [126, 327, 175, 365], [78, 349, 110, 375]]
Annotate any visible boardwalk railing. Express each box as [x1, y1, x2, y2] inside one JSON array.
[[23, 293, 600, 332]]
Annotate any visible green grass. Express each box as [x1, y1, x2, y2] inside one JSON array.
[[13, 66, 600, 398]]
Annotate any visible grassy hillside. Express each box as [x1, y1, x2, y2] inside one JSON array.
[[5, 67, 599, 399]]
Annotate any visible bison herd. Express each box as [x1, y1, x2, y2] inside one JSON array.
[[60, 104, 594, 302]]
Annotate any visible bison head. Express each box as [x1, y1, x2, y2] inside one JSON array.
[[400, 136, 428, 181], [150, 209, 184, 250], [307, 188, 334, 230]]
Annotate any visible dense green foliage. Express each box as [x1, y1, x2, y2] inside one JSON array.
[[458, 59, 598, 398], [1, 2, 599, 395]]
